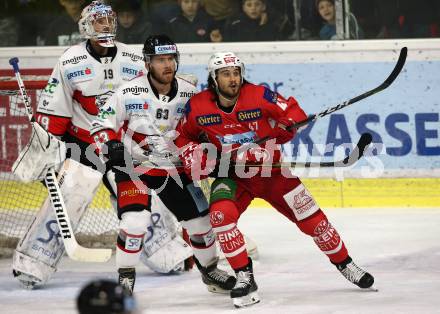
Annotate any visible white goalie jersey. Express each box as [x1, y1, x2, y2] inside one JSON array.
[[91, 74, 197, 167], [36, 40, 145, 142]]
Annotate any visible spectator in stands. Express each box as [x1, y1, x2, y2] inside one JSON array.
[[142, 0, 180, 34], [200, 0, 240, 28], [0, 0, 19, 47], [316, 0, 363, 40], [267, 0, 295, 40], [113, 0, 152, 44], [223, 0, 283, 42], [167, 0, 220, 43], [395, 0, 439, 38], [43, 0, 87, 46]]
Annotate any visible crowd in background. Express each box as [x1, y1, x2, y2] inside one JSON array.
[[0, 0, 439, 47]]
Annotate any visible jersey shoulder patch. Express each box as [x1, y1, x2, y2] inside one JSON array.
[[262, 87, 278, 104]]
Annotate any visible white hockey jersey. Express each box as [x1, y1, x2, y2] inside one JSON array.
[[90, 74, 197, 170], [36, 40, 145, 143]]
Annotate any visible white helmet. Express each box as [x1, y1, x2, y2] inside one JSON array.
[[208, 52, 245, 82], [78, 1, 117, 47]]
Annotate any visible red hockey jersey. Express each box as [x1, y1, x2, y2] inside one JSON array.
[[175, 83, 307, 164]]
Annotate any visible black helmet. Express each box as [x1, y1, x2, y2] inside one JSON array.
[[142, 34, 180, 70], [77, 279, 136, 314]]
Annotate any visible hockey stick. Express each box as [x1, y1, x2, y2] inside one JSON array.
[[138, 132, 371, 169], [9, 57, 112, 263], [233, 132, 372, 168], [229, 47, 407, 153]]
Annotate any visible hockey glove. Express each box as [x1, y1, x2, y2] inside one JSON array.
[[180, 143, 217, 180], [104, 139, 127, 168], [270, 117, 297, 144]]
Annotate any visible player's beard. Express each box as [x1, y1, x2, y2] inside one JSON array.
[[218, 82, 240, 100], [150, 67, 174, 85]]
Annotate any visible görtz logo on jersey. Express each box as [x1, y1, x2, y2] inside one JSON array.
[[65, 65, 94, 81], [155, 45, 177, 55], [237, 109, 262, 122], [196, 114, 222, 126]]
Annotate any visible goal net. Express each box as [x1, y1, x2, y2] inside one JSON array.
[[0, 69, 118, 257]]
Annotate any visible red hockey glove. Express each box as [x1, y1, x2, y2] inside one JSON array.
[[271, 117, 297, 144], [180, 143, 217, 180], [236, 146, 270, 164]]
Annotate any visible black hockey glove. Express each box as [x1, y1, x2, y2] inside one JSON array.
[[104, 139, 127, 168]]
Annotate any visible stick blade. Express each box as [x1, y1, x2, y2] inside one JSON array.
[[339, 132, 373, 166], [383, 47, 407, 87], [66, 242, 112, 263]]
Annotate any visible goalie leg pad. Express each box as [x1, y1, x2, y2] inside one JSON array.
[[12, 159, 103, 286], [139, 192, 193, 273], [116, 210, 150, 268]]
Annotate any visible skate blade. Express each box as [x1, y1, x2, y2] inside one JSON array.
[[363, 286, 379, 292], [207, 285, 229, 294], [233, 291, 260, 308]]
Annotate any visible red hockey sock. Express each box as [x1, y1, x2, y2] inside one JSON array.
[[297, 210, 348, 264], [210, 199, 249, 269]]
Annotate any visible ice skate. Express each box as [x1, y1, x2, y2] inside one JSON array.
[[231, 258, 260, 308], [194, 257, 236, 294], [118, 267, 136, 294], [334, 256, 375, 289]]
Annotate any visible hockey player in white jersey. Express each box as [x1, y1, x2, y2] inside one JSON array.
[[90, 34, 236, 294], [12, 1, 191, 288]]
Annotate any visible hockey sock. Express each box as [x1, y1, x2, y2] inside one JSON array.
[[116, 229, 145, 267], [189, 229, 216, 267], [210, 199, 248, 269], [116, 211, 150, 268], [296, 210, 348, 264]]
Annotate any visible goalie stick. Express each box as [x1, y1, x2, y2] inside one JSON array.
[[9, 57, 112, 263]]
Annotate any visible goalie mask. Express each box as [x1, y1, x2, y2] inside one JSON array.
[[208, 52, 245, 85], [142, 35, 180, 72], [78, 1, 117, 47]]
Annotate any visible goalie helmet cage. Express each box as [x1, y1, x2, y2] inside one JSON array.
[[0, 68, 119, 257]]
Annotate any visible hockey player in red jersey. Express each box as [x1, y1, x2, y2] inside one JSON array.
[[175, 52, 375, 308]]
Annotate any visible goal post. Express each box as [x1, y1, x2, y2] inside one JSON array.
[[0, 68, 118, 257]]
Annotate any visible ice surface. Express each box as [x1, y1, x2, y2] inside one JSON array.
[[1, 207, 439, 314]]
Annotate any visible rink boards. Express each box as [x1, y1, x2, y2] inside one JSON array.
[[0, 39, 439, 210], [1, 178, 438, 210]]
